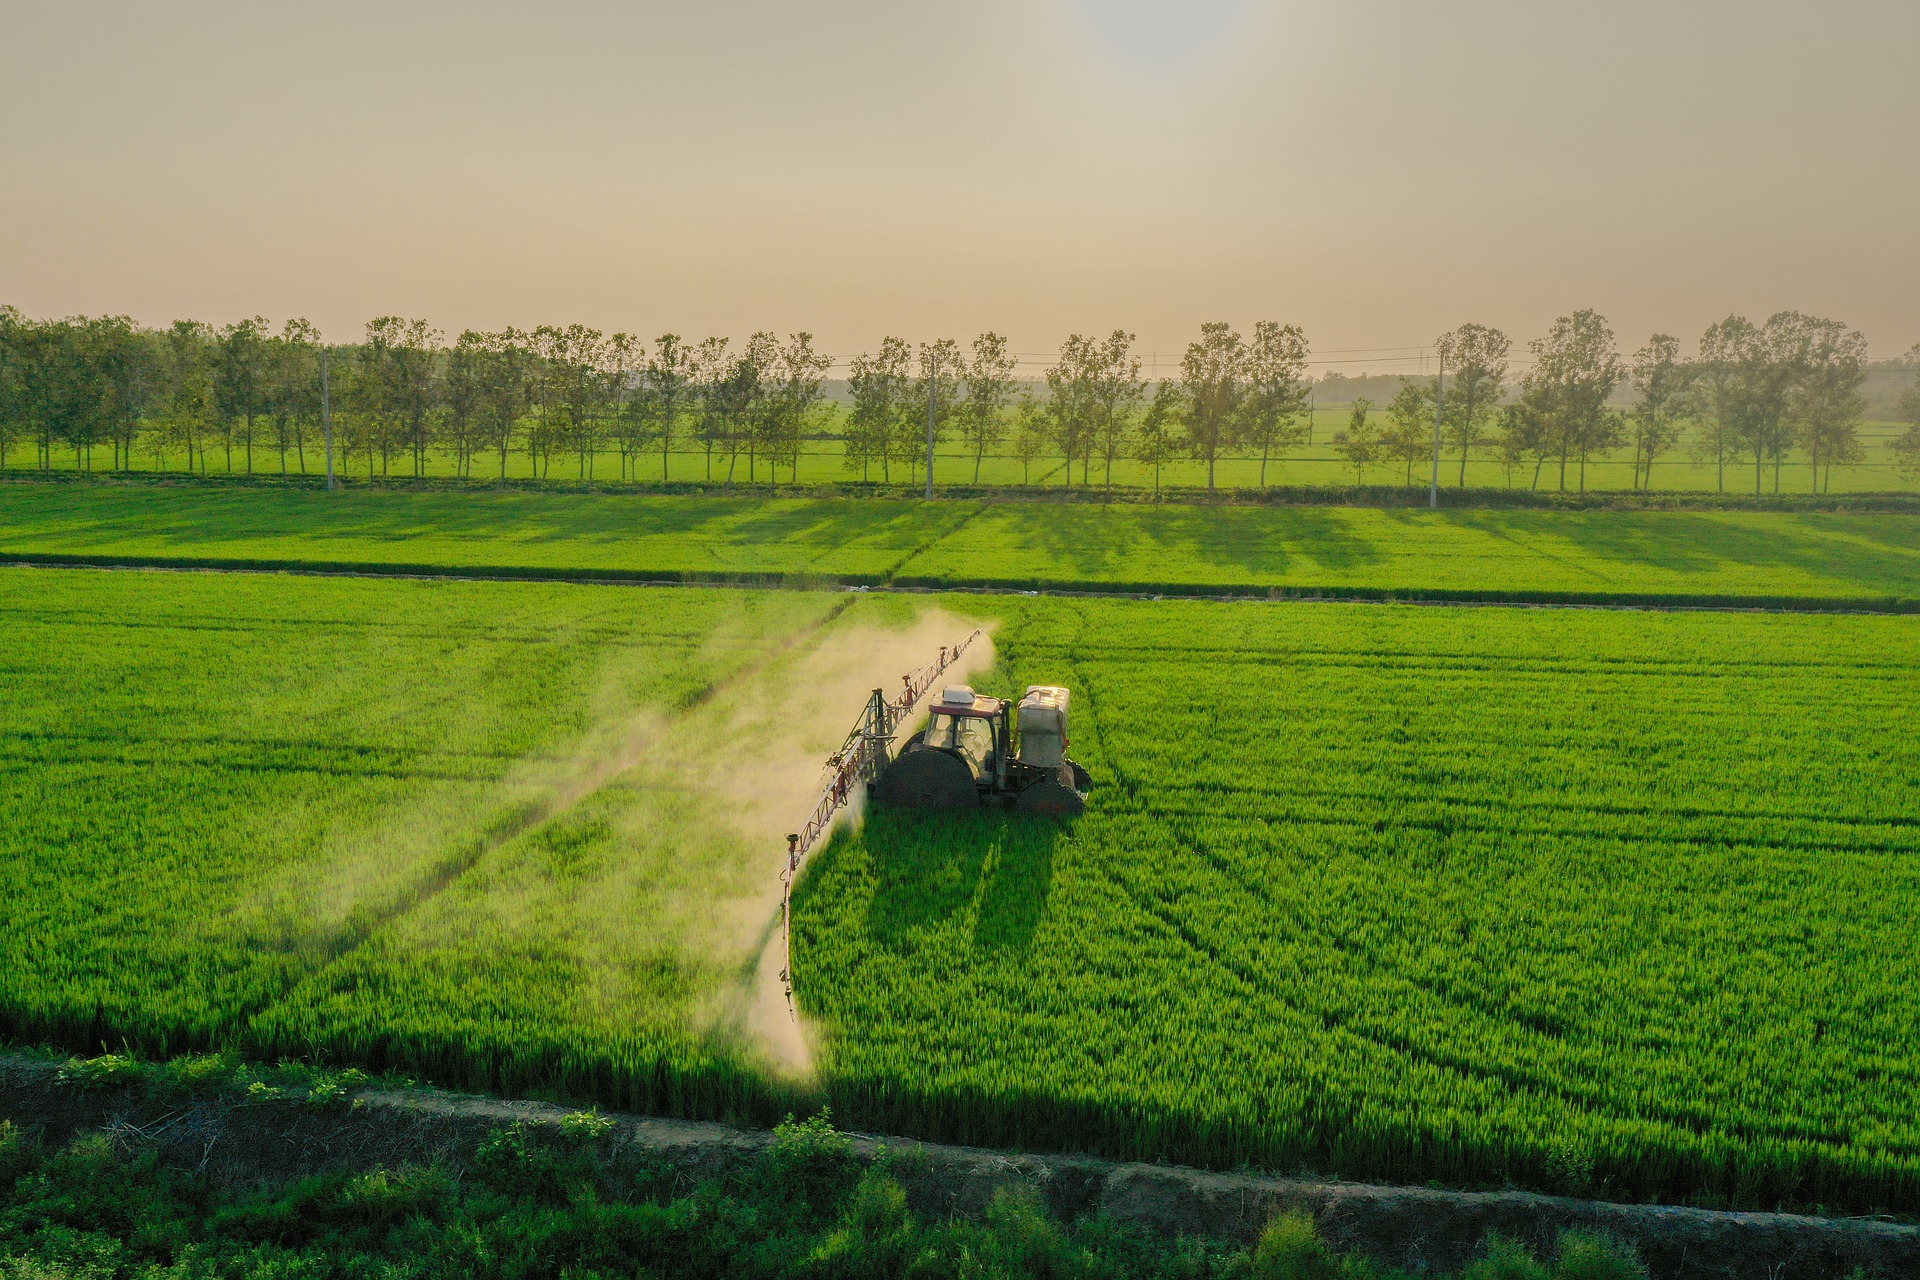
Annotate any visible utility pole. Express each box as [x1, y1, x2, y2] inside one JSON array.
[[321, 346, 337, 491], [1428, 353, 1446, 510], [924, 348, 938, 500]]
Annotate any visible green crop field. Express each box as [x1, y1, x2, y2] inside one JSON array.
[[795, 598, 1920, 1211], [7, 482, 1920, 606], [0, 566, 865, 1117], [4, 562, 1919, 1214]]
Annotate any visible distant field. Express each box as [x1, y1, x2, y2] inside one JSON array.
[[5, 567, 1918, 1213], [6, 411, 1915, 494], [5, 482, 1920, 606]]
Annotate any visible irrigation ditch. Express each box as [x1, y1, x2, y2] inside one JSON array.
[[4, 554, 1916, 616], [1, 1055, 1912, 1279]]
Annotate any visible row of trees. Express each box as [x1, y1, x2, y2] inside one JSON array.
[[1330, 312, 1914, 494], [3, 305, 1916, 494]]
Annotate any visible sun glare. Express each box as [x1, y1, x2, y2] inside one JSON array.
[[1076, 0, 1248, 69]]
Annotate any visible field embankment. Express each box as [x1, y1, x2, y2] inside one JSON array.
[[6, 481, 1920, 608], [4, 1053, 1914, 1280]]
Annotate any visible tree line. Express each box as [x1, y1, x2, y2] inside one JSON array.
[[2, 304, 1916, 495]]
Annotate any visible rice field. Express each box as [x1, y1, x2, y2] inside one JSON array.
[[4, 564, 1918, 1213], [6, 483, 1920, 606], [800, 599, 1920, 1212]]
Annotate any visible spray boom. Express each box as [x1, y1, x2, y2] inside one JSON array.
[[777, 629, 984, 1014]]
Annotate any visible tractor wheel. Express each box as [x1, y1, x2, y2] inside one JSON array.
[[872, 747, 980, 810], [1068, 761, 1093, 793], [1015, 778, 1086, 818]]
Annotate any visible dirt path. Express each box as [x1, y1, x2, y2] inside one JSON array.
[[2, 1056, 1912, 1280]]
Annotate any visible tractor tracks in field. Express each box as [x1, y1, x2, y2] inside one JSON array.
[[4, 554, 1914, 616]]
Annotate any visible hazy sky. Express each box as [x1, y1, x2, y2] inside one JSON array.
[[4, 0, 1916, 372]]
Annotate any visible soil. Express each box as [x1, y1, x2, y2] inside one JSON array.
[[2, 1056, 1913, 1278]]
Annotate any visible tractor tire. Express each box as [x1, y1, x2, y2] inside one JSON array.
[[872, 747, 980, 810], [1014, 776, 1086, 818], [1068, 761, 1093, 793]]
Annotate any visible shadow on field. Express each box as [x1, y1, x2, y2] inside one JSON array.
[[863, 808, 1064, 955]]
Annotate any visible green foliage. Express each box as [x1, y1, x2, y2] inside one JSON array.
[[54, 1055, 140, 1091], [559, 1109, 617, 1143], [1460, 1235, 1551, 1280], [1249, 1212, 1340, 1280], [0, 1117, 1620, 1280], [1548, 1232, 1648, 1280]]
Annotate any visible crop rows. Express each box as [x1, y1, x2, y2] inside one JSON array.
[[792, 599, 1920, 1211]]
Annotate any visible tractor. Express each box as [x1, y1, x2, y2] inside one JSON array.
[[872, 684, 1092, 816]]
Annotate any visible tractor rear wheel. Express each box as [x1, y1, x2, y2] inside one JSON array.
[[872, 747, 980, 810], [1014, 777, 1086, 818]]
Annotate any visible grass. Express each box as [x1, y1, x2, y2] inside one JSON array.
[[6, 567, 1919, 1213], [7, 482, 1920, 606], [795, 596, 1920, 1213]]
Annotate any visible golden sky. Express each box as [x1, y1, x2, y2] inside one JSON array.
[[3, 0, 1915, 370]]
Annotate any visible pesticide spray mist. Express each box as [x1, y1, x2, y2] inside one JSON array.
[[257, 597, 995, 1083], [706, 608, 997, 1074]]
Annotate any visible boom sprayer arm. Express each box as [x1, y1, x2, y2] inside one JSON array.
[[777, 628, 984, 1014]]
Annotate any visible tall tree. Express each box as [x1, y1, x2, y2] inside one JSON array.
[[89, 315, 154, 473], [531, 324, 607, 479], [956, 332, 1017, 483], [214, 317, 271, 473], [1384, 379, 1435, 487], [761, 332, 832, 484], [604, 332, 640, 480], [1685, 316, 1761, 493], [361, 317, 441, 477], [1242, 321, 1311, 487], [1784, 316, 1868, 492], [1332, 397, 1380, 485], [1178, 322, 1248, 492], [1521, 310, 1622, 492], [1434, 323, 1509, 486], [911, 338, 961, 491], [1491, 402, 1546, 489], [691, 337, 736, 482], [1628, 334, 1686, 491], [1087, 330, 1144, 496], [155, 321, 215, 473], [442, 331, 490, 478], [1133, 381, 1180, 498], [479, 328, 535, 479], [641, 334, 693, 482], [1044, 334, 1096, 487], [842, 338, 910, 484], [0, 307, 25, 472], [1012, 391, 1049, 485], [1892, 345, 1920, 480], [270, 320, 324, 474]]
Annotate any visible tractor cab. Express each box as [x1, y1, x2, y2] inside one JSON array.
[[917, 686, 1005, 782]]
